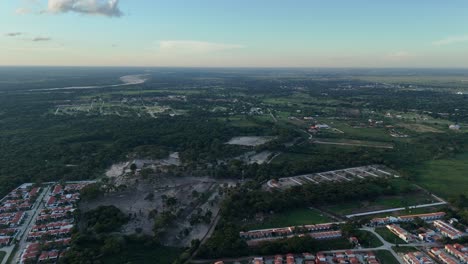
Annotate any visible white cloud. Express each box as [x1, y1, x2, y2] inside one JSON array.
[[159, 40, 244, 53], [32, 36, 52, 42], [5, 32, 24, 37], [46, 0, 123, 17], [15, 7, 31, 15], [433, 35, 468, 46]]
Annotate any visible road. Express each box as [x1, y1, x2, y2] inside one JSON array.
[[8, 185, 51, 264], [268, 109, 277, 123], [312, 140, 394, 149], [345, 202, 447, 218]]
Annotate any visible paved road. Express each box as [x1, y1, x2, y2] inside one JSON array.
[[346, 202, 447, 218], [9, 186, 51, 264], [312, 140, 394, 149]]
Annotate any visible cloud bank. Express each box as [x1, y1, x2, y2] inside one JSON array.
[[47, 0, 123, 17], [32, 36, 52, 42], [159, 40, 244, 53], [5, 32, 23, 37], [433, 35, 468, 46]]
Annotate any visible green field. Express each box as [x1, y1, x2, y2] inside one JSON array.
[[411, 152, 468, 198], [353, 230, 384, 248], [0, 251, 5, 263], [392, 246, 418, 253], [375, 227, 408, 245], [247, 208, 332, 230], [375, 250, 400, 264]]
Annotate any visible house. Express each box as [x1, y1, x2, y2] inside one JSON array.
[[403, 252, 434, 264], [0, 237, 11, 247], [316, 253, 327, 264], [371, 212, 445, 226], [433, 220, 465, 240], [386, 224, 414, 242], [445, 244, 468, 263], [437, 252, 458, 264]]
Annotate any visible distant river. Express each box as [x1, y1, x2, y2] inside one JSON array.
[[31, 74, 149, 91]]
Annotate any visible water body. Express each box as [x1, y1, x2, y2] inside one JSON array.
[[32, 74, 149, 91]]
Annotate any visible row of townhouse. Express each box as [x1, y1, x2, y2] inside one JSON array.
[[431, 248, 459, 264], [0, 228, 17, 237], [371, 212, 446, 226], [52, 183, 88, 196], [0, 237, 11, 247], [445, 244, 468, 264], [0, 211, 25, 227], [386, 224, 414, 243], [27, 227, 73, 242], [46, 193, 80, 208], [36, 206, 75, 224], [403, 252, 434, 264], [240, 222, 339, 240], [0, 186, 41, 213], [333, 250, 360, 264], [433, 220, 465, 240], [31, 221, 74, 232], [310, 231, 342, 240], [20, 239, 72, 264]]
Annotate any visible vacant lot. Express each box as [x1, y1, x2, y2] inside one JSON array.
[[247, 208, 332, 230], [410, 152, 468, 198]]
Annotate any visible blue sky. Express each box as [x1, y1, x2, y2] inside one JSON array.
[[1, 0, 468, 67]]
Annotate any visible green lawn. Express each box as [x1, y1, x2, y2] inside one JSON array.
[[392, 246, 418, 253], [375, 250, 400, 264], [247, 208, 332, 230], [410, 152, 468, 198], [353, 230, 383, 248], [375, 227, 407, 245], [0, 251, 5, 263]]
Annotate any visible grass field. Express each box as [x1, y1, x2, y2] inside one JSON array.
[[247, 208, 332, 230], [353, 230, 384, 248], [375, 250, 400, 264], [410, 152, 468, 198], [0, 251, 5, 263], [375, 227, 407, 245], [392, 246, 418, 253]]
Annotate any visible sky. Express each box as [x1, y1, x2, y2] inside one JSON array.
[[1, 0, 468, 67]]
